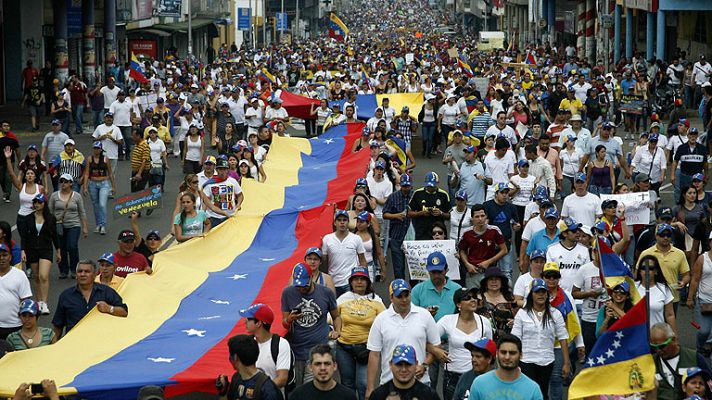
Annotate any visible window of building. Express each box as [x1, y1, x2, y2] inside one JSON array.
[[693, 15, 707, 42]]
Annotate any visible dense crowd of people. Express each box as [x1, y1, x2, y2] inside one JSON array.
[[7, 0, 712, 399]]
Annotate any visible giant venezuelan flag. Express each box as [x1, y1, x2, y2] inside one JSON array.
[[569, 298, 655, 399], [0, 124, 370, 399]]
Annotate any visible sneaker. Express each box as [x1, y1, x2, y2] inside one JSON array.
[[58, 273, 68, 279], [3, 194, 9, 203], [146, 209, 154, 216], [39, 301, 50, 315], [94, 226, 101, 234], [99, 226, 106, 235]]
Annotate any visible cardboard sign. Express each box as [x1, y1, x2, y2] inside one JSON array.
[[405, 53, 414, 65], [403, 240, 461, 281], [619, 94, 644, 115], [113, 186, 163, 219], [447, 48, 460, 59], [600, 192, 651, 225]]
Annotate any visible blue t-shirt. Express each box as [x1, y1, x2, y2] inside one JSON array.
[[280, 284, 337, 360], [173, 210, 208, 237], [469, 370, 543, 400], [483, 199, 519, 240], [526, 228, 560, 256], [411, 278, 462, 321]]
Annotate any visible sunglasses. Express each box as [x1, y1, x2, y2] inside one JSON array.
[[612, 289, 629, 295], [59, 179, 72, 183], [432, 230, 445, 235], [543, 274, 561, 280], [657, 232, 672, 238], [649, 337, 673, 350], [461, 294, 476, 301]]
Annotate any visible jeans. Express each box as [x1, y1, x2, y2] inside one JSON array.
[[93, 109, 105, 128], [73, 104, 85, 134], [446, 175, 457, 207], [498, 243, 515, 282], [88, 180, 111, 228], [674, 169, 682, 201], [210, 216, 226, 228], [581, 320, 598, 359], [0, 163, 11, 196], [421, 122, 436, 156], [389, 238, 406, 280], [442, 369, 462, 400], [685, 85, 695, 109], [695, 303, 712, 354], [561, 176, 574, 198], [58, 226, 80, 275], [588, 185, 612, 196], [550, 343, 576, 400], [335, 343, 367, 400], [148, 169, 165, 188], [679, 173, 694, 200], [119, 126, 132, 158]]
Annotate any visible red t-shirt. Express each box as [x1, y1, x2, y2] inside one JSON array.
[[113, 251, 150, 277], [457, 226, 505, 266]]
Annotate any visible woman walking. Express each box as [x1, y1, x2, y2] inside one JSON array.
[[49, 173, 88, 279], [173, 192, 211, 242], [82, 142, 116, 235], [182, 125, 204, 174], [586, 144, 615, 195], [4, 147, 44, 248]]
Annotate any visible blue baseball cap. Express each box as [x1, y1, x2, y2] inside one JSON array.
[[566, 134, 577, 142], [648, 133, 659, 141], [98, 252, 115, 265], [559, 216, 582, 233], [689, 127, 700, 135], [334, 209, 349, 220], [693, 173, 705, 182], [602, 121, 615, 129], [104, 112, 114, 118], [389, 279, 411, 297], [683, 367, 712, 385], [305, 247, 322, 258], [391, 344, 417, 365], [426, 251, 447, 272], [463, 145, 476, 153], [32, 193, 46, 204], [424, 172, 439, 187], [495, 182, 510, 193], [533, 185, 549, 201], [518, 159, 529, 168], [544, 207, 559, 219], [656, 223, 673, 235], [27, 144, 38, 152], [369, 140, 380, 148], [51, 119, 61, 125], [531, 278, 547, 292], [613, 281, 630, 293], [19, 299, 39, 316], [592, 220, 608, 233], [356, 211, 372, 222], [93, 141, 103, 149], [455, 189, 468, 201], [292, 263, 311, 287], [375, 160, 386, 169], [0, 243, 10, 253], [350, 266, 370, 280], [239, 303, 275, 324], [400, 174, 412, 187], [530, 249, 547, 260], [574, 172, 587, 183], [356, 177, 368, 187]]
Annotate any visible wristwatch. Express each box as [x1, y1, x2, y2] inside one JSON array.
[[109, 306, 115, 314]]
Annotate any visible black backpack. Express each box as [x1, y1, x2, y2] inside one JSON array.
[[270, 334, 296, 392]]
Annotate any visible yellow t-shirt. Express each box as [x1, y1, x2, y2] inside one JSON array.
[[636, 246, 689, 302], [559, 98, 584, 115], [337, 293, 385, 345], [143, 125, 171, 144], [95, 275, 125, 291]]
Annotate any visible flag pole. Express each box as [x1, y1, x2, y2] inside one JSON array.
[[644, 259, 651, 339]]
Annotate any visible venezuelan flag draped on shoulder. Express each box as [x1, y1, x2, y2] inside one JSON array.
[[598, 236, 640, 304], [129, 52, 150, 85], [328, 13, 349, 42], [569, 298, 655, 399], [550, 286, 581, 339]]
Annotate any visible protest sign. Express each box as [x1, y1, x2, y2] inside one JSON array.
[[619, 94, 644, 115], [600, 192, 651, 225], [113, 185, 163, 218], [405, 53, 414, 64], [403, 240, 460, 281]]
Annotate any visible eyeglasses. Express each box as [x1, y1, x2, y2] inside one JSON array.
[[461, 294, 475, 301], [649, 337, 673, 350], [657, 233, 672, 238], [432, 230, 445, 236], [543, 274, 561, 280], [59, 179, 71, 184]]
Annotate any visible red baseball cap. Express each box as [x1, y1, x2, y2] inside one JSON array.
[[239, 303, 274, 325], [465, 338, 497, 358]]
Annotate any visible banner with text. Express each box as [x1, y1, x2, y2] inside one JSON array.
[[600, 192, 651, 225], [403, 240, 461, 281], [113, 186, 163, 218]]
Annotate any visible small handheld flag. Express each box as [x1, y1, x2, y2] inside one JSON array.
[[129, 52, 150, 85], [329, 13, 349, 42]]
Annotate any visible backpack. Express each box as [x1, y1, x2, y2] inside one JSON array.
[[270, 334, 296, 390]]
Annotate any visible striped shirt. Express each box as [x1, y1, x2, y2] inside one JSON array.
[[131, 140, 151, 173], [382, 189, 412, 241], [51, 150, 86, 181], [392, 117, 415, 144]]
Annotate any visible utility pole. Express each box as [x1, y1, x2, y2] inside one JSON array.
[[263, 0, 267, 46], [296, 0, 300, 39], [187, 0, 193, 57]]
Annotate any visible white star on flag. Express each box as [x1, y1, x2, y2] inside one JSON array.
[[199, 315, 221, 320], [211, 300, 230, 305], [612, 339, 621, 349], [228, 274, 248, 280], [259, 258, 276, 262], [615, 331, 624, 339], [148, 357, 175, 363], [586, 358, 595, 367], [605, 349, 615, 358], [323, 139, 334, 144], [182, 329, 206, 337], [597, 355, 606, 365]]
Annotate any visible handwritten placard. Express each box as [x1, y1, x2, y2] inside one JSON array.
[[600, 192, 651, 225], [113, 185, 163, 218], [403, 240, 461, 281]]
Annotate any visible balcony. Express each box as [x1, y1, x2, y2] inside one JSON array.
[[191, 0, 231, 18]]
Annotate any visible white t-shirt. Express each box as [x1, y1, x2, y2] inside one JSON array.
[[0, 267, 33, 328], [635, 282, 673, 326], [510, 175, 537, 207], [367, 176, 393, 218], [108, 99, 133, 127], [449, 207, 473, 242], [245, 106, 264, 128], [438, 103, 460, 126], [522, 217, 546, 241], [92, 124, 123, 160], [513, 272, 536, 301], [485, 124, 518, 146], [265, 106, 289, 121], [100, 86, 121, 109], [321, 232, 366, 287], [561, 192, 602, 228], [367, 305, 440, 384], [197, 170, 217, 189], [436, 313, 493, 373], [573, 262, 606, 322], [484, 150, 516, 200], [147, 138, 166, 166], [546, 242, 591, 294], [202, 177, 243, 219], [256, 336, 291, 383]]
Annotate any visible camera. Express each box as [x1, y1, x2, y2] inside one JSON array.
[[30, 383, 43, 394]]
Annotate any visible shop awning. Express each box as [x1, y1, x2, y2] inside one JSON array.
[[153, 18, 217, 33]]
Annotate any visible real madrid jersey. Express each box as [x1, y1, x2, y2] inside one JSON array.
[[545, 241, 591, 294]]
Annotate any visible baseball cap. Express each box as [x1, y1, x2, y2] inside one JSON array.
[[64, 139, 75, 146], [592, 220, 609, 233], [118, 229, 136, 242], [401, 106, 409, 112], [104, 112, 114, 118], [292, 263, 311, 287], [531, 278, 547, 292], [455, 189, 468, 201], [146, 230, 161, 241], [693, 173, 705, 182], [542, 262, 561, 277], [356, 177, 368, 187], [32, 193, 46, 204], [566, 134, 578, 143], [533, 185, 549, 201], [689, 127, 700, 135], [648, 133, 659, 141], [98, 252, 115, 265], [369, 140, 380, 149], [361, 126, 371, 136], [391, 344, 417, 365], [559, 216, 582, 233], [452, 130, 463, 136], [495, 182, 510, 193], [463, 145, 476, 153], [656, 223, 674, 235], [613, 281, 630, 293], [350, 266, 370, 280], [51, 119, 61, 125], [530, 249, 546, 260], [389, 279, 411, 297], [426, 251, 447, 272], [93, 141, 103, 149], [424, 171, 439, 187], [518, 159, 529, 168], [570, 114, 582, 122], [634, 173, 650, 183], [464, 338, 497, 358], [305, 247, 322, 258], [683, 367, 712, 385], [334, 209, 349, 220], [19, 299, 39, 316], [356, 211, 372, 222], [400, 174, 412, 187], [375, 160, 386, 169], [656, 207, 673, 220], [574, 172, 587, 183], [544, 207, 559, 219], [239, 303, 275, 325], [680, 118, 690, 128], [59, 173, 74, 182], [601, 199, 618, 209], [216, 159, 229, 169], [0, 243, 8, 253], [204, 156, 216, 165], [602, 121, 615, 129]]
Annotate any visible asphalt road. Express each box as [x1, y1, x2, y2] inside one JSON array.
[[5, 120, 699, 397]]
